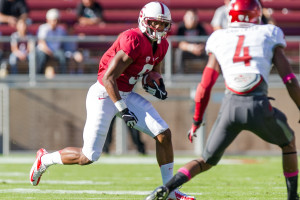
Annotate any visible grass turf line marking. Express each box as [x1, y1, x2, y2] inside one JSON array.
[[0, 172, 26, 176], [0, 156, 252, 165], [0, 188, 203, 196], [0, 179, 111, 185]]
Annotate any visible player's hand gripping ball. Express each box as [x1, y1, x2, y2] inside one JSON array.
[[142, 71, 168, 100]]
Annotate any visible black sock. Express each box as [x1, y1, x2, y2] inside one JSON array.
[[286, 175, 298, 200], [165, 172, 189, 192]]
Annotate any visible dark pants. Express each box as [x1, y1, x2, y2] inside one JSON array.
[[203, 94, 294, 165], [36, 49, 67, 74]]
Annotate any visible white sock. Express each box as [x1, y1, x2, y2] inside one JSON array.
[[160, 162, 174, 185], [41, 151, 63, 167]]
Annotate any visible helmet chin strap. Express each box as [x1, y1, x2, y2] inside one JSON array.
[[157, 34, 162, 44], [154, 31, 164, 44]]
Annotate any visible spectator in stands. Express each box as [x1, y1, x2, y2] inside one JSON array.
[[0, 0, 29, 27], [36, 8, 67, 74], [103, 116, 146, 155], [8, 18, 32, 74], [211, 0, 230, 31], [175, 9, 208, 73], [63, 26, 85, 74], [259, 0, 276, 25], [76, 0, 104, 26]]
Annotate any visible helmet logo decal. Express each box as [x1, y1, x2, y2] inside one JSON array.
[[245, 15, 249, 22], [238, 15, 244, 21], [139, 10, 144, 18], [238, 15, 249, 22], [237, 15, 250, 22]]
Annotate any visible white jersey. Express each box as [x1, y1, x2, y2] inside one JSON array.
[[206, 24, 286, 84]]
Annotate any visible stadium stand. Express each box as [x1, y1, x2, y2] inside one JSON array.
[[0, 0, 299, 73], [0, 0, 298, 36]]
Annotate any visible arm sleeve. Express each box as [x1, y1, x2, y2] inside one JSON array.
[[193, 67, 219, 122]]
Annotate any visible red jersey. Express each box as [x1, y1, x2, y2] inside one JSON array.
[[97, 28, 169, 92]]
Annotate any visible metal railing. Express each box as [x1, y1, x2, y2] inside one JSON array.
[[0, 35, 300, 155], [0, 35, 299, 84]]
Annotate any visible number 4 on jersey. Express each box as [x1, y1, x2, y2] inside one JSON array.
[[233, 35, 252, 66]]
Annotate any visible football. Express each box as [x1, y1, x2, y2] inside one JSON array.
[[142, 71, 162, 88]]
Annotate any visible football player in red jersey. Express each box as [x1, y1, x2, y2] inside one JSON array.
[[30, 2, 195, 199], [145, 0, 300, 200]]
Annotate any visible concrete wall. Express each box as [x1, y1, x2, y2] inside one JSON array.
[[8, 86, 300, 155]]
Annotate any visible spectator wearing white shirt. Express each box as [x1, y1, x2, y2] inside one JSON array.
[[36, 9, 67, 74], [210, 0, 230, 31]]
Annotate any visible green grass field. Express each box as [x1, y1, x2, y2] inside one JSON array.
[[0, 154, 290, 200]]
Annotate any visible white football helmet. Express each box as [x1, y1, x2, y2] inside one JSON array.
[[138, 2, 172, 44]]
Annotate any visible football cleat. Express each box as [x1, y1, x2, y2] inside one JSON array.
[[30, 148, 48, 186], [145, 185, 169, 200], [167, 189, 196, 200]]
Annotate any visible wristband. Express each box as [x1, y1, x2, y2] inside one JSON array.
[[282, 73, 296, 84], [193, 118, 202, 126], [114, 99, 127, 112]]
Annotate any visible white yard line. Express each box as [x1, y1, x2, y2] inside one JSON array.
[[0, 188, 203, 196], [0, 156, 246, 165], [0, 172, 26, 176], [0, 179, 111, 185]]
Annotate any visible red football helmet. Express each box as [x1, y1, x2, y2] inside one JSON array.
[[229, 0, 262, 25]]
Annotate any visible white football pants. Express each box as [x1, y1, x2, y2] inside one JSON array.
[[82, 81, 169, 161]]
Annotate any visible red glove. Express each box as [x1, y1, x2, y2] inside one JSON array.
[[187, 119, 202, 143]]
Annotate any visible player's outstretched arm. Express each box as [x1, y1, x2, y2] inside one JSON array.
[[188, 53, 220, 142], [273, 47, 300, 119]]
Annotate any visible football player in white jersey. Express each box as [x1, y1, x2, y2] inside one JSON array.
[[145, 0, 300, 200]]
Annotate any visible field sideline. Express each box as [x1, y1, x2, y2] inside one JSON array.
[[0, 154, 290, 199]]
